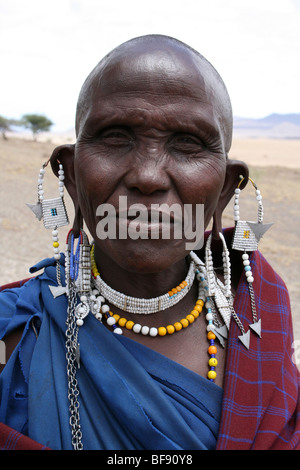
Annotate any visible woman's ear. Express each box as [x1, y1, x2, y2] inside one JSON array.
[[50, 144, 83, 237], [212, 159, 249, 239]]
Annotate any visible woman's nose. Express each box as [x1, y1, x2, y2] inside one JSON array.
[[124, 149, 171, 195]]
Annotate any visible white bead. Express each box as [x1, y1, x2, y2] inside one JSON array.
[[76, 319, 84, 326], [234, 215, 239, 221], [149, 327, 158, 337], [247, 276, 254, 283], [53, 248, 59, 254], [107, 316, 116, 326], [40, 169, 46, 174], [90, 294, 96, 301], [52, 229, 58, 236], [59, 175, 65, 181], [54, 253, 60, 260], [235, 188, 240, 194], [59, 181, 64, 187], [256, 195, 262, 201], [80, 295, 87, 302], [58, 169, 64, 175], [133, 323, 142, 333], [243, 260, 250, 266], [205, 301, 212, 309], [113, 328, 123, 335], [101, 304, 110, 313], [206, 312, 213, 321], [141, 326, 150, 335], [242, 253, 249, 260], [95, 313, 102, 320], [245, 271, 253, 277], [206, 324, 214, 332]]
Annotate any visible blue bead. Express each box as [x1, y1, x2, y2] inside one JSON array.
[[244, 265, 251, 272]]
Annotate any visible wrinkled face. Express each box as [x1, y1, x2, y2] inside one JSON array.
[[74, 44, 231, 273]]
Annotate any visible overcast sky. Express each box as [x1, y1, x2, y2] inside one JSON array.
[[1, 0, 300, 131]]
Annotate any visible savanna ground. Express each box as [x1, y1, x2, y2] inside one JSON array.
[[0, 135, 299, 368]]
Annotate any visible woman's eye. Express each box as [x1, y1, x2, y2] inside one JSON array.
[[98, 128, 133, 145], [170, 135, 205, 152]]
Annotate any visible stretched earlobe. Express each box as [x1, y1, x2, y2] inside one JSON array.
[[212, 159, 249, 239], [49, 144, 82, 237]]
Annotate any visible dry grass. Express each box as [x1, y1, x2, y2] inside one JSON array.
[[1, 136, 299, 364]]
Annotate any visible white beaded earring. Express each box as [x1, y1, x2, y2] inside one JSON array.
[[232, 176, 273, 338], [27, 159, 69, 295]]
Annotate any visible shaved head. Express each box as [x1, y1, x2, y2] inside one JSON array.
[[75, 35, 233, 152]]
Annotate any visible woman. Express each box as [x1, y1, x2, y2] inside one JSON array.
[[0, 35, 299, 450]]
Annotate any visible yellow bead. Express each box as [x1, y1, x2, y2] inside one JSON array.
[[112, 314, 120, 322], [196, 299, 204, 306], [208, 370, 217, 380], [166, 324, 175, 335], [193, 304, 202, 312], [126, 320, 134, 330], [191, 309, 200, 318], [118, 317, 127, 327], [207, 331, 216, 340], [174, 322, 182, 331], [208, 357, 218, 367], [180, 318, 189, 328], [158, 327, 167, 336], [186, 314, 195, 324], [53, 241, 59, 248], [168, 291, 174, 296]]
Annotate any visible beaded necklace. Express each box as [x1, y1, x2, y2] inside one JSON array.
[[89, 244, 219, 382], [91, 246, 196, 314]]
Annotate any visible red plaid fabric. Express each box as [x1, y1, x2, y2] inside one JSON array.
[[217, 247, 300, 449], [0, 422, 49, 450]]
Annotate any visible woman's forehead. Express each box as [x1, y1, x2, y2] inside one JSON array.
[[76, 36, 232, 150]]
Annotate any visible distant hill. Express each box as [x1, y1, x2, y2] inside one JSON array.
[[233, 113, 300, 139]]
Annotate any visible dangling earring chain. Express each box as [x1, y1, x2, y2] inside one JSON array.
[[27, 159, 69, 292], [91, 245, 196, 314]]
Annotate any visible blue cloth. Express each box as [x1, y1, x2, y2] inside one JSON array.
[[0, 257, 223, 450]]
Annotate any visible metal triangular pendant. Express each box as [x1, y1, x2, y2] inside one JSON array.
[[214, 329, 226, 348], [49, 285, 67, 298], [26, 202, 43, 221], [215, 324, 228, 339], [238, 330, 250, 349], [249, 318, 261, 337]]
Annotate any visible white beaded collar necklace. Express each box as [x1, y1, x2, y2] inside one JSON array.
[[91, 245, 196, 314]]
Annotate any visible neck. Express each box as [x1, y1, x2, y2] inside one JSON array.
[[93, 243, 191, 299]]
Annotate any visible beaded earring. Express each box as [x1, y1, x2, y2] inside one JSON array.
[[232, 176, 273, 339], [204, 233, 251, 349], [27, 159, 69, 296]]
